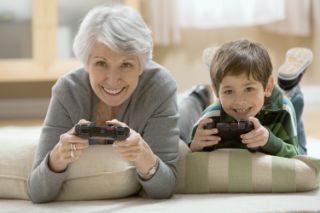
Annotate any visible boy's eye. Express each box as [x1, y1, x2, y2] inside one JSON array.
[[223, 90, 233, 95], [245, 87, 254, 92]]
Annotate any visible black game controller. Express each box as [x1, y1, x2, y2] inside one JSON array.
[[204, 118, 255, 152], [75, 123, 130, 142]]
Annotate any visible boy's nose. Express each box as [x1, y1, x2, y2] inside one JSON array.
[[234, 94, 246, 103], [233, 96, 248, 108]]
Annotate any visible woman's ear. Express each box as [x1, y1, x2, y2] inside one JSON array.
[[138, 61, 144, 75], [265, 75, 275, 97]]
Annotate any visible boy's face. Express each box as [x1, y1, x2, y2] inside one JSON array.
[[217, 73, 274, 121]]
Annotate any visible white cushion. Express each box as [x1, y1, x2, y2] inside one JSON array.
[[0, 127, 140, 200]]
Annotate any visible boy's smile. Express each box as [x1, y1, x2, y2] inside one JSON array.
[[218, 73, 274, 121]]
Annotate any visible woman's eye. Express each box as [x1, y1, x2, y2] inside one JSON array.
[[121, 62, 133, 69], [95, 61, 107, 67]]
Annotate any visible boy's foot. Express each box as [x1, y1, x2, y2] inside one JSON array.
[[202, 46, 220, 69], [189, 84, 213, 110], [278, 47, 313, 90]]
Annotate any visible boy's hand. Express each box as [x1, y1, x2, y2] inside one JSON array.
[[240, 117, 269, 149], [190, 117, 221, 152]]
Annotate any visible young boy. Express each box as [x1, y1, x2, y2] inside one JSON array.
[[189, 39, 312, 157]]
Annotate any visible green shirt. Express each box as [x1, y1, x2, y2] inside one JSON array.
[[190, 86, 299, 157]]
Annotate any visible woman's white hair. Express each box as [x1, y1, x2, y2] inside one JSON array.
[[73, 5, 153, 67]]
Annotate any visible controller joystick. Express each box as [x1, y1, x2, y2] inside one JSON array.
[[75, 123, 130, 143], [204, 118, 256, 152]]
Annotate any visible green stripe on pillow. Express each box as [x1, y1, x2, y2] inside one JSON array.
[[228, 150, 253, 192], [176, 148, 319, 194], [208, 150, 229, 192], [272, 156, 296, 192], [185, 153, 209, 193]]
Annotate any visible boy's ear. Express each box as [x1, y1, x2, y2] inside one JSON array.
[[265, 75, 275, 97], [211, 84, 219, 97]]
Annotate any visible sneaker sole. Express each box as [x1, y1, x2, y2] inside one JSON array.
[[278, 47, 313, 80], [202, 47, 220, 69]]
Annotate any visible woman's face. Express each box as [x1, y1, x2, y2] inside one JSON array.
[[87, 42, 142, 107]]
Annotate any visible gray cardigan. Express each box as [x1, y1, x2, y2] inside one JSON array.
[[27, 61, 180, 203]]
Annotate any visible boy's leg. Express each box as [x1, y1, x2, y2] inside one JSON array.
[[177, 85, 212, 143], [278, 47, 313, 155], [288, 86, 307, 154], [278, 48, 313, 90]]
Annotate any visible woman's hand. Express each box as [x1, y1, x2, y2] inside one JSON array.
[[190, 117, 221, 152], [109, 119, 157, 176], [48, 119, 90, 172], [240, 117, 269, 149]]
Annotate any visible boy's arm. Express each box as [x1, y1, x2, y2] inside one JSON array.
[[260, 113, 299, 158], [261, 129, 299, 157], [259, 90, 300, 158], [189, 103, 219, 145], [189, 103, 222, 151]]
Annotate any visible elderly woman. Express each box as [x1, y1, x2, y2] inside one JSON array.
[[27, 5, 210, 203]]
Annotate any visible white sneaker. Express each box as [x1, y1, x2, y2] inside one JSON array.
[[202, 46, 220, 69], [189, 84, 214, 110], [278, 47, 313, 80]]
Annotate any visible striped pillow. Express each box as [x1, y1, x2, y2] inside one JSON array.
[[176, 148, 320, 193]]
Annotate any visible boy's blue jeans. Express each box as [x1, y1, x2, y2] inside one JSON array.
[[288, 86, 307, 154]]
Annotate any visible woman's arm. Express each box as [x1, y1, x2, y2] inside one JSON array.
[[27, 94, 73, 203]]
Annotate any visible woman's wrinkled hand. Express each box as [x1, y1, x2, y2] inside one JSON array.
[[48, 119, 90, 173], [108, 119, 157, 175]]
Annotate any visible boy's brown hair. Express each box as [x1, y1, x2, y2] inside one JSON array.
[[210, 40, 273, 94]]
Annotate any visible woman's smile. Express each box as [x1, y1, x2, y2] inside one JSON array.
[[103, 86, 125, 96]]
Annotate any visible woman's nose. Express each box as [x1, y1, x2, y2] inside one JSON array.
[[105, 69, 120, 84]]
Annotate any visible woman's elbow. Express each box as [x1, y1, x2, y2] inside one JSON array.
[[27, 181, 55, 203]]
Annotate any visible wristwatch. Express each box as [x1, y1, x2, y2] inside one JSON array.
[[137, 158, 159, 180]]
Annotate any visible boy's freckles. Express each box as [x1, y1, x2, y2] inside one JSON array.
[[218, 74, 267, 121]]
